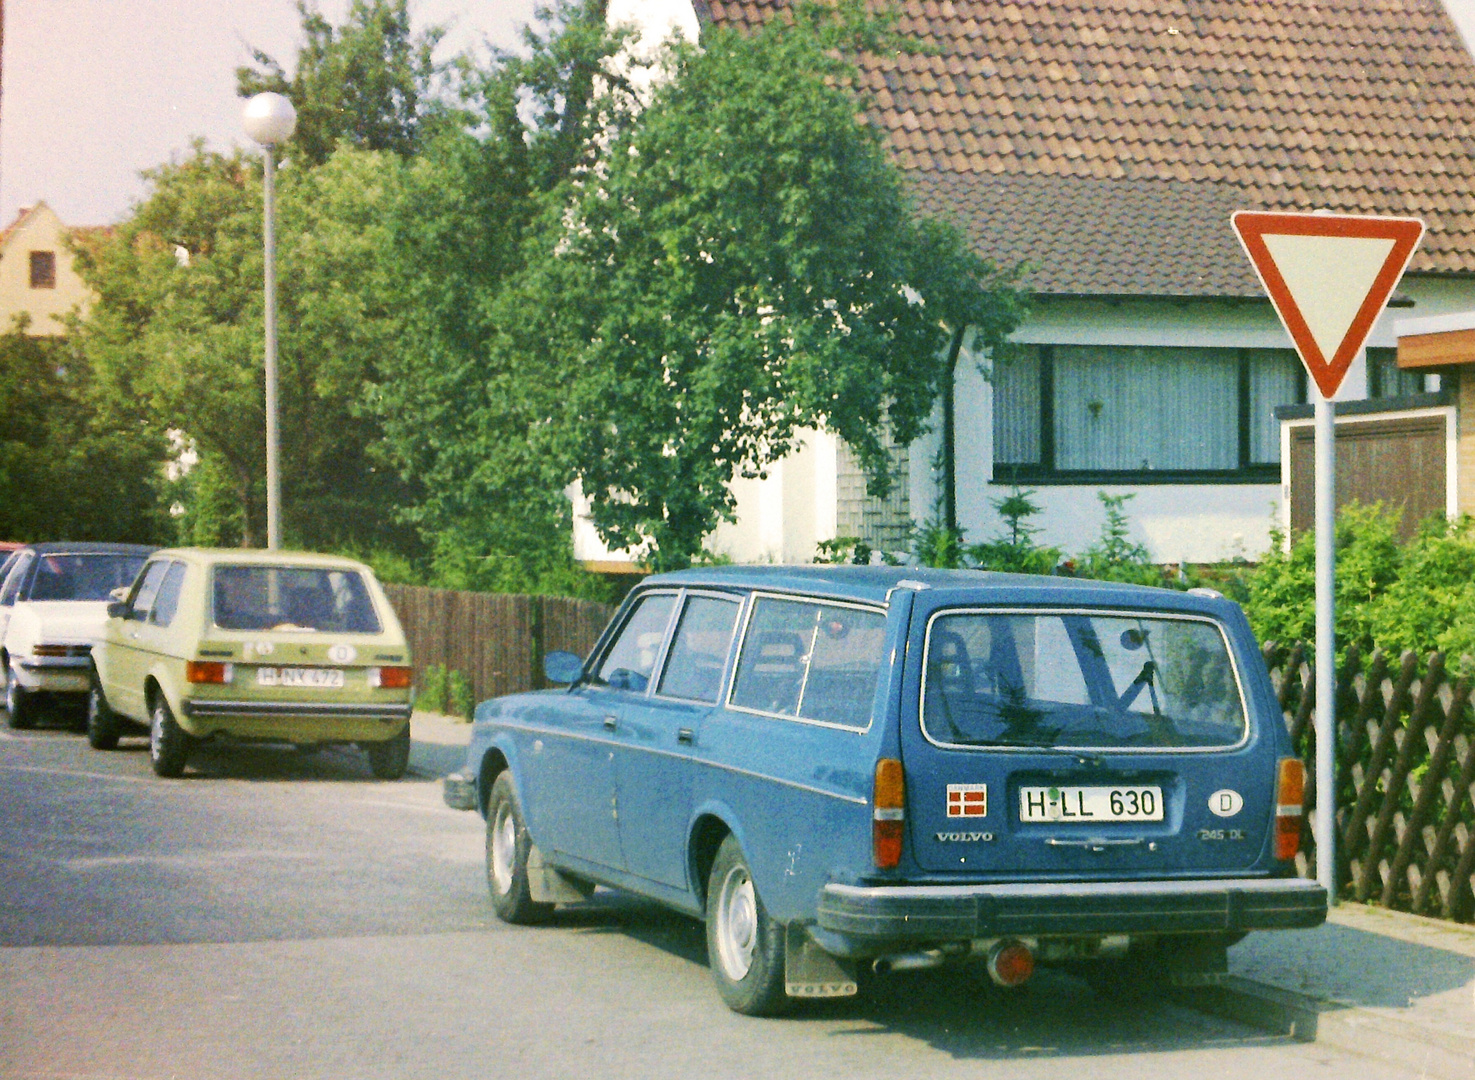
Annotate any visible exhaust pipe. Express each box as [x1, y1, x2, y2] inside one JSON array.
[[871, 949, 949, 975]]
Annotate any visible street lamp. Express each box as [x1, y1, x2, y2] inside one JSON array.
[[242, 92, 297, 550]]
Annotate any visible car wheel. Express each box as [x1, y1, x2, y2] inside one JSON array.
[[705, 834, 790, 1016], [484, 772, 554, 925], [148, 696, 190, 778], [5, 665, 36, 730], [86, 675, 121, 750], [363, 725, 410, 780]]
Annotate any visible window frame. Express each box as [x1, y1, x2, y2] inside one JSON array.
[[650, 590, 745, 706], [992, 344, 1308, 485], [28, 250, 56, 289], [724, 591, 888, 734], [589, 588, 683, 696], [918, 606, 1252, 755]]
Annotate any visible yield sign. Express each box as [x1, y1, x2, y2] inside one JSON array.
[[1231, 211, 1425, 398]]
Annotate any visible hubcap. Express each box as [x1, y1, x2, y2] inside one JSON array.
[[715, 864, 758, 981], [150, 709, 162, 760], [490, 801, 516, 895]]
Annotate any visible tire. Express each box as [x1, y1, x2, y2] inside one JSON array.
[[484, 772, 554, 925], [363, 725, 410, 780], [705, 835, 790, 1016], [5, 665, 36, 730], [86, 675, 121, 750], [148, 695, 190, 778]]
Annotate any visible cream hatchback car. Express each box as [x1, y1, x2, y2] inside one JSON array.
[[89, 549, 414, 778]]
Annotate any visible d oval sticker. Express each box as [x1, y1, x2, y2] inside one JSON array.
[[1208, 789, 1244, 818]]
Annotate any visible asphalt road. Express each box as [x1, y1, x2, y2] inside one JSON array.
[[0, 717, 1424, 1080]]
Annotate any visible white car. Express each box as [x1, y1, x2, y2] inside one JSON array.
[[1, 542, 155, 729]]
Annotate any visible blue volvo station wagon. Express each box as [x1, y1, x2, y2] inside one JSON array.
[[444, 567, 1326, 1015]]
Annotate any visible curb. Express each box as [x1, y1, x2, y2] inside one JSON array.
[[1188, 976, 1475, 1080]]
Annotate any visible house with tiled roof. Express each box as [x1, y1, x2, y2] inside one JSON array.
[[0, 202, 97, 336], [581, 0, 1475, 567]]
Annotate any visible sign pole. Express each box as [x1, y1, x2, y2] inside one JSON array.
[[1313, 388, 1336, 900], [1231, 209, 1425, 908]]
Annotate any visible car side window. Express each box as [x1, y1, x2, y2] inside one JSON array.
[[595, 592, 677, 693], [149, 562, 187, 627], [656, 594, 741, 704], [731, 597, 886, 728], [128, 561, 170, 622], [0, 553, 33, 606], [730, 597, 818, 716]]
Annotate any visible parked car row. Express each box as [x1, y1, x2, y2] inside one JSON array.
[[443, 565, 1328, 1015], [1, 543, 413, 779]]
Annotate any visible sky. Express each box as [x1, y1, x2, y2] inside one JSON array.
[[0, 0, 540, 226], [6, 0, 1475, 228]]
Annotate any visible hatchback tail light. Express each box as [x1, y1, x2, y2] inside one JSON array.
[[873, 758, 905, 869], [1275, 757, 1305, 861], [369, 665, 413, 690], [186, 660, 233, 684]]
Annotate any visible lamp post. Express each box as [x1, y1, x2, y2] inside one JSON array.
[[242, 92, 297, 550]]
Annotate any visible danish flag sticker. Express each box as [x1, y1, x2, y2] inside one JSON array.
[[946, 784, 988, 818], [1231, 211, 1425, 399]]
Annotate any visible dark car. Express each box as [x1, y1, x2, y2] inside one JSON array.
[[444, 566, 1326, 1015], [1, 542, 156, 728]]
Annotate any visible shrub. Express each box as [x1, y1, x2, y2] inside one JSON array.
[[448, 669, 475, 719], [417, 664, 448, 713]]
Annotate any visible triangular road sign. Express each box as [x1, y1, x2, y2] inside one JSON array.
[[1231, 211, 1425, 399]]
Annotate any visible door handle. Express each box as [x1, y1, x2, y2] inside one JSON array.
[[603, 715, 618, 732], [677, 727, 695, 745]]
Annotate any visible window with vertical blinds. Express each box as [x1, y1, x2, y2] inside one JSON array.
[[992, 344, 1304, 480]]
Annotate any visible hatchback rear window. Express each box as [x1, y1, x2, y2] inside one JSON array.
[[212, 565, 381, 634], [28, 553, 148, 601], [922, 610, 1246, 750]]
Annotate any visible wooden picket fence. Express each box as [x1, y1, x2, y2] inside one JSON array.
[[1266, 642, 1475, 924], [382, 584, 614, 706]]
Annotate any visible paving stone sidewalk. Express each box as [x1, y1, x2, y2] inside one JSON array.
[[1217, 902, 1475, 1078], [408, 709, 475, 780]]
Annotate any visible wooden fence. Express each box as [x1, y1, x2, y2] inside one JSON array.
[[1267, 642, 1475, 923], [383, 584, 614, 705]]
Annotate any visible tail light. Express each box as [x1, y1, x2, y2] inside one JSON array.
[[873, 757, 905, 869], [1275, 757, 1305, 861], [369, 666, 413, 689], [186, 660, 233, 684]]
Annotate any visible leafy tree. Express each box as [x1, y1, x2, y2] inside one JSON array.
[[0, 317, 166, 543], [1075, 493, 1158, 585], [367, 0, 641, 595], [237, 0, 448, 166], [74, 144, 415, 552], [497, 3, 1024, 570]]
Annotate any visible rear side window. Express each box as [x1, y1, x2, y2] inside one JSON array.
[[596, 592, 677, 692], [730, 596, 886, 729], [657, 595, 740, 703], [212, 565, 382, 633], [922, 610, 1247, 750]]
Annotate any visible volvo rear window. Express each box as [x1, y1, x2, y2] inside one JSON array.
[[922, 610, 1247, 750], [212, 565, 381, 633]]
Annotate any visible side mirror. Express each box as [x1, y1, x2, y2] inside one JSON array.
[[106, 600, 128, 620], [543, 650, 585, 685], [109, 585, 131, 602]]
